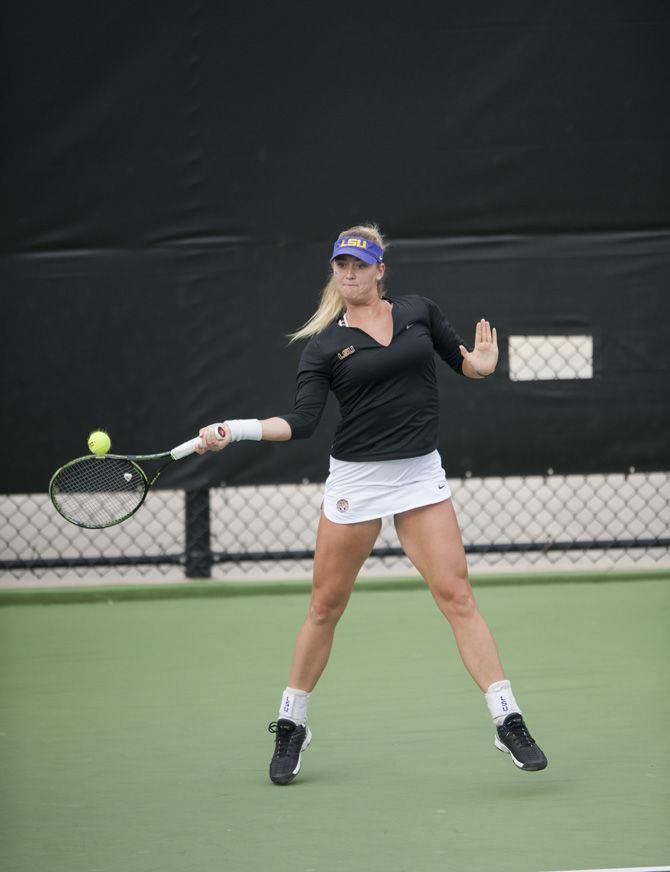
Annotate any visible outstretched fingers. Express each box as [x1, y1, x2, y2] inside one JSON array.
[[475, 319, 496, 347], [466, 320, 498, 358]]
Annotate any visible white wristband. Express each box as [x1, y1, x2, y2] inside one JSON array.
[[225, 419, 263, 442]]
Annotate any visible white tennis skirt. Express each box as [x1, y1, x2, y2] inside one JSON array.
[[322, 450, 452, 524]]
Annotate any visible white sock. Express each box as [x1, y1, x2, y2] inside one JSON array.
[[278, 686, 310, 725], [485, 679, 521, 726]]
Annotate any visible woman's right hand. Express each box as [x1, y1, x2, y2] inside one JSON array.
[[195, 422, 232, 454]]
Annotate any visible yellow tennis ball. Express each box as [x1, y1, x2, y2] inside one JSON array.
[[87, 430, 111, 456]]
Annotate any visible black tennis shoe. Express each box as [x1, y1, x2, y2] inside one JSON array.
[[268, 718, 312, 785], [495, 712, 548, 771]]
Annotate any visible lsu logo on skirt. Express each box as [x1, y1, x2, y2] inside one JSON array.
[[336, 499, 349, 513]]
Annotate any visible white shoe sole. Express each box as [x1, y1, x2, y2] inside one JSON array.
[[292, 727, 312, 776], [495, 735, 525, 769]]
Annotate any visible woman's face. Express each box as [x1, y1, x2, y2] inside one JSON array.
[[331, 254, 385, 306]]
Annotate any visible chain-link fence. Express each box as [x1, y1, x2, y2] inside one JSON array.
[[2, 470, 668, 584], [3, 336, 668, 584], [507, 333, 594, 381]]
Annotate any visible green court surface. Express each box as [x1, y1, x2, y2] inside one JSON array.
[[1, 575, 668, 872]]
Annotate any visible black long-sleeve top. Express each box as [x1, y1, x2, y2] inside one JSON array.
[[281, 294, 465, 461]]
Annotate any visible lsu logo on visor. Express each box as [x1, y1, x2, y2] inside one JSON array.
[[338, 237, 368, 250]]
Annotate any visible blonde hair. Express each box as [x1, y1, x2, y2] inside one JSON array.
[[288, 223, 387, 343]]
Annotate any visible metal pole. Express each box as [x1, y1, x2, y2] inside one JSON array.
[[184, 488, 213, 578]]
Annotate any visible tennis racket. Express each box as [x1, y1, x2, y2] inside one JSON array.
[[49, 425, 226, 529]]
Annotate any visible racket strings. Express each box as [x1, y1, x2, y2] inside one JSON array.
[[50, 457, 147, 528]]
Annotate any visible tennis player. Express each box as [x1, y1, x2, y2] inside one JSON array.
[[197, 224, 548, 784]]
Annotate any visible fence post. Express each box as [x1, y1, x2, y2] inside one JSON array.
[[184, 489, 213, 578]]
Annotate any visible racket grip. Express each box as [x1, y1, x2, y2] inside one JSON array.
[[171, 424, 226, 459]]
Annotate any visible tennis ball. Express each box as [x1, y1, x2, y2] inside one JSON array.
[[87, 430, 111, 456]]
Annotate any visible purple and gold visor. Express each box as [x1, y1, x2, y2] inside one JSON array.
[[330, 236, 384, 265]]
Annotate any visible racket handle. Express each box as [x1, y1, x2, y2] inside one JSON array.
[[171, 424, 226, 460]]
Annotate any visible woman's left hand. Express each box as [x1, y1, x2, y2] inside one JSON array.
[[459, 319, 498, 377]]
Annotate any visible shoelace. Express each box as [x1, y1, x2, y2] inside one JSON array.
[[503, 716, 535, 748], [268, 721, 298, 757]]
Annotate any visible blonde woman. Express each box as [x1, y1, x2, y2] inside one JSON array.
[[197, 224, 547, 784]]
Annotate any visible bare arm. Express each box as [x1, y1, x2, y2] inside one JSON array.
[[196, 416, 291, 453], [260, 416, 292, 441]]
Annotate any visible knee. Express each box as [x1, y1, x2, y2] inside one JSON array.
[[307, 597, 348, 627], [434, 576, 476, 620]]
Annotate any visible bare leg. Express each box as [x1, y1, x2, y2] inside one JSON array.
[[394, 499, 505, 691], [287, 511, 381, 691]]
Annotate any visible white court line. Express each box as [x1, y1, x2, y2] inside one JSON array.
[[542, 867, 669, 872]]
